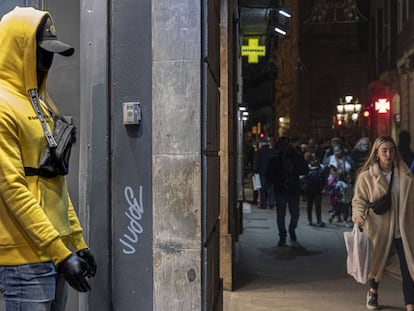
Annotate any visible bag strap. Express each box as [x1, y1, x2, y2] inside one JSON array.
[[387, 166, 394, 194], [24, 167, 43, 176], [28, 89, 57, 148], [43, 91, 67, 122]]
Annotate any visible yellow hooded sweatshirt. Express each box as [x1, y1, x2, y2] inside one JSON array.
[[0, 7, 88, 266]]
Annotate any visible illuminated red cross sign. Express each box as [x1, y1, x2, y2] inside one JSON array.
[[375, 98, 390, 113], [241, 38, 266, 64]]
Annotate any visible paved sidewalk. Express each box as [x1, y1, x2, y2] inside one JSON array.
[[223, 200, 405, 311]]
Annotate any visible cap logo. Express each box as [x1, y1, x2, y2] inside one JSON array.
[[38, 17, 75, 56], [48, 24, 57, 37]]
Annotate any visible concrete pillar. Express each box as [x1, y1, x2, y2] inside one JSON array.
[[152, 0, 202, 309], [220, 0, 231, 291]]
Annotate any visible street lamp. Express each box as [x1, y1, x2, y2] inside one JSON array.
[[336, 95, 362, 127]]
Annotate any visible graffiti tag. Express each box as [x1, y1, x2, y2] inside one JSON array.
[[119, 186, 144, 255]]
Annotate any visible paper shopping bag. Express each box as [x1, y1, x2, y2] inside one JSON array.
[[252, 174, 262, 190]]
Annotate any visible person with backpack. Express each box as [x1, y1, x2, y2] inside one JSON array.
[[303, 154, 326, 227], [266, 137, 308, 246]]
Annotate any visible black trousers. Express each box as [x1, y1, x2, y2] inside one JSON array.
[[306, 192, 322, 223], [370, 238, 414, 305]]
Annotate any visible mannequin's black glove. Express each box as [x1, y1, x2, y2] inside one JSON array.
[[57, 254, 91, 292], [76, 248, 97, 277]]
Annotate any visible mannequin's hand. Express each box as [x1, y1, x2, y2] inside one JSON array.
[[57, 254, 91, 292], [76, 249, 97, 277]]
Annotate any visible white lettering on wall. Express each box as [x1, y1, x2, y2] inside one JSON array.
[[119, 186, 144, 255]]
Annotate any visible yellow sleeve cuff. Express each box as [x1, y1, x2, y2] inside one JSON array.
[[46, 238, 72, 265], [69, 232, 89, 252]]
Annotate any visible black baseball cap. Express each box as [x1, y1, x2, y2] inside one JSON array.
[[37, 17, 74, 57]]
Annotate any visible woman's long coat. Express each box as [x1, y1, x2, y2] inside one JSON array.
[[352, 161, 414, 282]]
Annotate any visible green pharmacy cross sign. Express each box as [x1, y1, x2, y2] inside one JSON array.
[[241, 38, 266, 64]]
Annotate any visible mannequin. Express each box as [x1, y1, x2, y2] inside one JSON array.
[[0, 7, 95, 311], [36, 15, 96, 294]]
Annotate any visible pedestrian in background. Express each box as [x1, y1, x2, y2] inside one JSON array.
[[323, 137, 343, 162], [351, 136, 371, 171], [0, 7, 96, 311], [302, 153, 326, 227], [254, 140, 275, 209], [331, 171, 353, 227], [266, 137, 308, 247], [325, 145, 354, 222], [249, 143, 259, 204], [353, 136, 414, 311], [398, 130, 414, 167]]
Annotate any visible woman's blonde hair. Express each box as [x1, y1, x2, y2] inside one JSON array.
[[358, 135, 402, 174]]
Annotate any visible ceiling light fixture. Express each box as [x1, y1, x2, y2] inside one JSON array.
[[278, 8, 291, 18], [274, 25, 287, 36]]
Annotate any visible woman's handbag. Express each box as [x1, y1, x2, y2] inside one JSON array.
[[343, 224, 371, 284], [368, 191, 391, 215], [368, 169, 393, 215]]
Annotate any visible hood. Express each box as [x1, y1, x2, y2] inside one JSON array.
[[0, 7, 50, 94]]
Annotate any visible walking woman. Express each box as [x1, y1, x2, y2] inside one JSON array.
[[352, 136, 414, 310]]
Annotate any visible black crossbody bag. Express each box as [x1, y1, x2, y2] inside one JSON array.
[[24, 90, 76, 178], [368, 168, 393, 215]]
